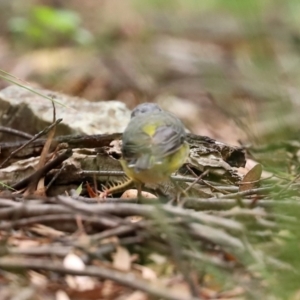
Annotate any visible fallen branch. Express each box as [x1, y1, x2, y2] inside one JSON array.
[[0, 258, 199, 300], [12, 149, 73, 190], [0, 118, 63, 168]]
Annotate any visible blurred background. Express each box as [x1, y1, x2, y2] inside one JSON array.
[[3, 2, 300, 298], [1, 0, 300, 145]]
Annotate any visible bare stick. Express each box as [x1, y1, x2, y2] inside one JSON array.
[[0, 126, 33, 139], [12, 149, 72, 190], [0, 118, 63, 168], [0, 258, 199, 300], [0, 213, 119, 230]]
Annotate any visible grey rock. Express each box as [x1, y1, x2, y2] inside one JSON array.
[[0, 85, 130, 140]]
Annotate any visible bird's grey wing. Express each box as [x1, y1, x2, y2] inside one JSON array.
[[152, 123, 186, 158]]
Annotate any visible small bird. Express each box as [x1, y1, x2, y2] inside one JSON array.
[[120, 103, 189, 198]]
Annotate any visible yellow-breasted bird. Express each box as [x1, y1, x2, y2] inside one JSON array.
[[120, 103, 189, 197]]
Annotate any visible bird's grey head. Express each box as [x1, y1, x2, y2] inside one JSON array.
[[131, 103, 163, 118]]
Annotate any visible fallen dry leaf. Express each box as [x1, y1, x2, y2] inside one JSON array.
[[113, 246, 131, 271], [28, 270, 48, 287], [239, 163, 262, 192], [133, 264, 157, 281], [64, 252, 96, 291], [56, 290, 71, 300]]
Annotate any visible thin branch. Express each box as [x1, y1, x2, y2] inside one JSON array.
[[25, 102, 58, 195], [0, 258, 199, 300], [90, 223, 145, 241], [0, 213, 120, 230], [0, 118, 63, 168], [46, 166, 64, 191], [0, 203, 70, 219], [211, 187, 272, 199], [183, 197, 300, 210], [12, 149, 72, 190], [0, 126, 33, 139]]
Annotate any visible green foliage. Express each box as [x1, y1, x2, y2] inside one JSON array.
[[75, 183, 83, 196], [218, 0, 271, 16], [0, 181, 15, 191], [262, 201, 300, 300], [8, 6, 93, 48]]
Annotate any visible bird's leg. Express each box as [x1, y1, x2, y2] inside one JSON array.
[[136, 181, 145, 202], [169, 177, 187, 205]]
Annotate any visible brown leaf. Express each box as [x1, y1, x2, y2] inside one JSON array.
[[113, 246, 131, 271], [239, 163, 262, 192]]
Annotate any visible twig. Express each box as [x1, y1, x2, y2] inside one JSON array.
[[9, 236, 145, 258], [0, 198, 23, 207], [184, 169, 209, 193], [183, 197, 300, 210], [55, 195, 130, 227], [216, 187, 272, 199], [172, 177, 239, 192], [163, 205, 244, 232], [0, 118, 63, 168], [0, 213, 120, 230], [9, 245, 71, 257], [57, 196, 244, 232], [56, 195, 154, 217], [12, 149, 73, 190], [80, 235, 146, 258], [25, 102, 58, 195], [1, 196, 298, 223], [277, 173, 300, 197], [90, 223, 146, 241], [0, 126, 33, 139], [0, 133, 122, 153], [0, 203, 70, 219], [46, 166, 64, 191], [185, 165, 230, 195], [0, 258, 199, 300], [183, 250, 235, 270], [188, 222, 245, 250], [156, 209, 200, 298]]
